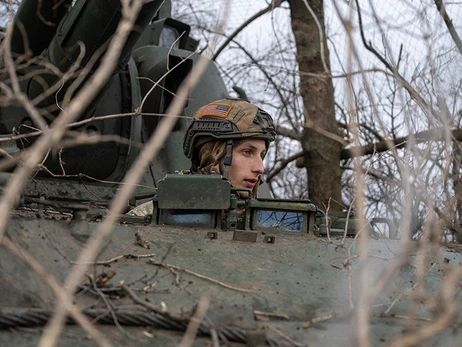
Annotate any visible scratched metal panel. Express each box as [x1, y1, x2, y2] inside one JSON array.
[[157, 174, 231, 210], [1, 215, 462, 346]]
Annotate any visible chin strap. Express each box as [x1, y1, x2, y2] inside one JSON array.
[[223, 140, 234, 178]]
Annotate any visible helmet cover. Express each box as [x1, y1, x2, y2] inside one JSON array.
[[183, 98, 276, 160]]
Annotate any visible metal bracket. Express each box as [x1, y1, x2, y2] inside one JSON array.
[[119, 214, 152, 225], [221, 209, 237, 231], [263, 235, 276, 244]]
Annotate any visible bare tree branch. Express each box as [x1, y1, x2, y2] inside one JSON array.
[[276, 125, 300, 140], [341, 127, 462, 160], [230, 40, 301, 132], [212, 0, 284, 61], [267, 150, 304, 182], [354, 0, 437, 120], [434, 0, 462, 56], [299, 0, 330, 74]]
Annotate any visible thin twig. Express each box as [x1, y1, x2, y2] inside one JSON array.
[[253, 310, 289, 320], [302, 310, 351, 328], [58, 147, 66, 175], [87, 275, 134, 340], [384, 263, 436, 314], [264, 324, 307, 347], [144, 243, 175, 283], [178, 292, 211, 347], [121, 282, 163, 314], [138, 40, 194, 112], [0, 112, 188, 144], [266, 150, 305, 182], [375, 313, 462, 326], [345, 247, 355, 310], [325, 199, 332, 243], [70, 253, 156, 265], [212, 0, 283, 61], [147, 259, 256, 293], [353, 0, 434, 119]]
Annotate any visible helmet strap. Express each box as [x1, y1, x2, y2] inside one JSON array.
[[223, 140, 233, 178]]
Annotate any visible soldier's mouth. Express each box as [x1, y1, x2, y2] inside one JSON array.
[[244, 179, 257, 188]]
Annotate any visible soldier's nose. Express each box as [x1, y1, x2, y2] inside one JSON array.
[[252, 157, 264, 174]]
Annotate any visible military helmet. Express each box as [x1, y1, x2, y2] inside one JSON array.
[[183, 98, 276, 161]]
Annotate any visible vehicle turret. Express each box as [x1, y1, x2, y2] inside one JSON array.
[[2, 0, 229, 182]]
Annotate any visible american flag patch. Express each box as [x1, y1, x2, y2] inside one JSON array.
[[201, 104, 232, 118]]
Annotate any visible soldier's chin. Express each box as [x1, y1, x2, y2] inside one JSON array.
[[237, 190, 250, 200]]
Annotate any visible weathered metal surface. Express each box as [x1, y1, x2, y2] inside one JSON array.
[[1, 212, 462, 346]]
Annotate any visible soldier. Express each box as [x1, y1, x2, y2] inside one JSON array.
[[128, 98, 275, 216], [183, 98, 276, 199]]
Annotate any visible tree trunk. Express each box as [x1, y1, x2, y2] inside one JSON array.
[[288, 0, 343, 211]]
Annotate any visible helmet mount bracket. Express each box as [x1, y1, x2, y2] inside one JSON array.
[[223, 139, 234, 178]]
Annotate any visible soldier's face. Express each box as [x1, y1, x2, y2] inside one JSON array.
[[228, 139, 266, 199]]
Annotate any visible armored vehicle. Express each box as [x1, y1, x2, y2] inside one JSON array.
[[1, 1, 462, 346]]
